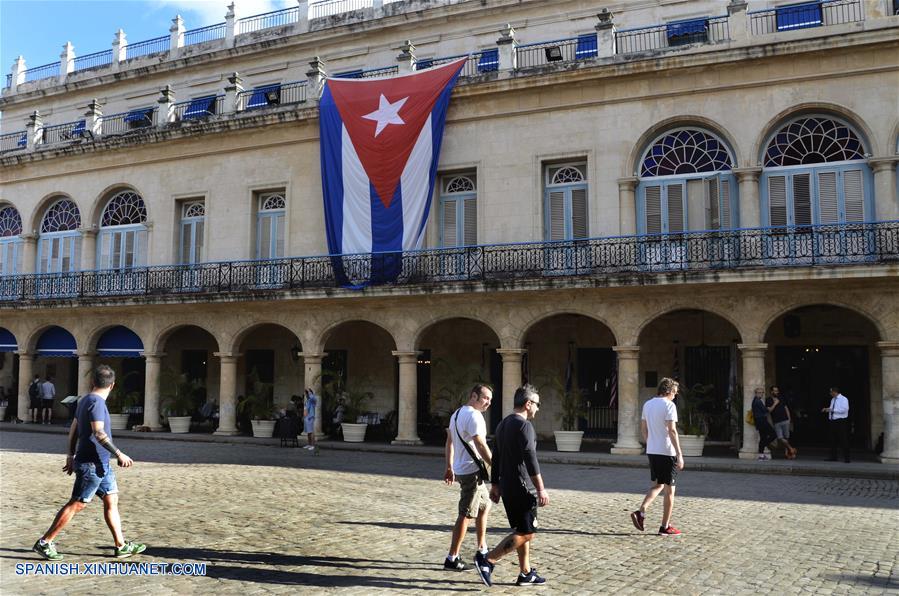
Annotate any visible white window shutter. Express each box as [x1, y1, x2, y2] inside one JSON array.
[[842, 169, 865, 223], [817, 171, 839, 224], [72, 236, 81, 272], [442, 199, 457, 247], [719, 176, 732, 229], [275, 215, 285, 258], [768, 175, 787, 226], [99, 232, 112, 269], [571, 187, 588, 239], [548, 190, 566, 240], [196, 220, 205, 262], [463, 198, 477, 246], [793, 173, 812, 226], [666, 184, 685, 233], [705, 177, 720, 229], [645, 185, 662, 234]]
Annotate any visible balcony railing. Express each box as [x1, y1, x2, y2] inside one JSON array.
[[100, 108, 158, 136], [173, 96, 225, 121], [516, 34, 598, 69], [41, 120, 89, 145], [310, 0, 369, 19], [23, 62, 58, 83], [0, 131, 27, 153], [184, 23, 227, 46], [1, 222, 895, 304], [125, 35, 170, 60], [415, 51, 495, 77], [238, 6, 300, 34], [333, 65, 399, 79], [73, 49, 113, 72], [749, 0, 863, 36], [236, 81, 307, 111], [616, 16, 729, 54]]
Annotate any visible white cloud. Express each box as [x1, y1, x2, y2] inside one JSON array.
[[150, 0, 293, 27]]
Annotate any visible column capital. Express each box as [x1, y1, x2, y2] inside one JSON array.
[[15, 351, 35, 360], [496, 348, 527, 359], [19, 232, 38, 243], [392, 350, 421, 361], [77, 226, 98, 237], [214, 351, 241, 361], [300, 351, 326, 361], [613, 345, 640, 357], [738, 343, 767, 355], [869, 156, 899, 173], [876, 341, 899, 356], [142, 352, 166, 360], [616, 176, 638, 190], [76, 351, 97, 359], [733, 166, 762, 181]]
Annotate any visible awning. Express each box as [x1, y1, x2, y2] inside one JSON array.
[[97, 326, 144, 358], [36, 326, 77, 357], [0, 328, 17, 352], [183, 96, 217, 120], [246, 85, 281, 109]]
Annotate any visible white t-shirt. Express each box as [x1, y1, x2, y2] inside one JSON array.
[[642, 397, 678, 456], [449, 405, 487, 475]]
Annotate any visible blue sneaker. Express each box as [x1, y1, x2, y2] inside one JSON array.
[[474, 550, 494, 587], [516, 568, 546, 586]]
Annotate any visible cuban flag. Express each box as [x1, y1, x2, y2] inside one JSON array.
[[319, 59, 466, 286]]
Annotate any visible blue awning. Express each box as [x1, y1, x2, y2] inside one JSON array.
[[575, 33, 598, 59], [124, 108, 154, 124], [247, 85, 281, 109], [776, 1, 822, 31], [97, 326, 144, 358], [0, 328, 17, 352], [477, 49, 499, 73], [183, 96, 217, 120], [36, 326, 77, 357], [667, 17, 709, 43]]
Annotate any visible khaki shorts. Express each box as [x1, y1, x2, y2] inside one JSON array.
[[457, 473, 490, 518]]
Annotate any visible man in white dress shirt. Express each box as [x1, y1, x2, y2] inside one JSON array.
[[822, 387, 850, 463]]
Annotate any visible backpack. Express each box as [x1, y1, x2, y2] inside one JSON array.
[[28, 381, 40, 400]]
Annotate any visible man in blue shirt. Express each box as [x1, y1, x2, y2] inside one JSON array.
[[303, 388, 318, 450], [33, 365, 146, 561]]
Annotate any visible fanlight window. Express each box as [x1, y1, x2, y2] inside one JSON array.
[[549, 165, 586, 185], [764, 117, 865, 167], [101, 191, 147, 227], [641, 129, 732, 177], [182, 202, 206, 219], [260, 194, 286, 211], [41, 199, 81, 233], [444, 175, 476, 194], [0, 206, 22, 237]]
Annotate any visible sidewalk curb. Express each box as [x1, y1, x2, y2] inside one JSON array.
[[3, 423, 897, 480]]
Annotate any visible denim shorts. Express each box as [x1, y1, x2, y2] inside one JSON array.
[[71, 462, 117, 503], [303, 417, 315, 434]]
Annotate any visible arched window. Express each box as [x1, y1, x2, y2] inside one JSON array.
[[761, 116, 871, 226], [544, 163, 588, 241], [179, 200, 205, 264], [0, 205, 23, 277], [439, 174, 477, 247], [637, 128, 736, 234], [38, 198, 82, 274], [98, 190, 148, 269], [256, 192, 285, 259]]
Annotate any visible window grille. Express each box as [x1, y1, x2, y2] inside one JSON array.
[[101, 191, 148, 226], [764, 116, 866, 167], [41, 199, 82, 233], [0, 206, 23, 237]]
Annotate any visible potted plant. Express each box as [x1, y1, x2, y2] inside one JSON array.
[[539, 371, 587, 452], [677, 383, 716, 456], [105, 369, 141, 431], [161, 369, 202, 434], [339, 384, 374, 443], [239, 368, 276, 438]]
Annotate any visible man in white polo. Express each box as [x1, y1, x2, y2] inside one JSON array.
[[823, 387, 850, 463]]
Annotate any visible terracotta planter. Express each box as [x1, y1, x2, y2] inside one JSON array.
[[251, 419, 276, 438], [553, 430, 584, 452], [341, 422, 368, 443], [109, 413, 130, 431], [680, 434, 706, 457], [168, 415, 192, 434]]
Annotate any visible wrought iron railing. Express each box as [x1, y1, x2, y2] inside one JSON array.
[[41, 120, 89, 145], [73, 49, 113, 72], [1, 222, 895, 304], [414, 52, 488, 77], [23, 62, 58, 83], [238, 6, 300, 34], [125, 36, 170, 60], [173, 96, 225, 121], [515, 34, 598, 69], [184, 22, 227, 46], [0, 131, 27, 153], [236, 81, 307, 111], [101, 108, 158, 136], [310, 0, 369, 19], [749, 0, 863, 36], [333, 65, 398, 79], [616, 16, 729, 54]]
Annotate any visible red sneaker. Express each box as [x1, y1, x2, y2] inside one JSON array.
[[659, 525, 682, 536], [630, 510, 645, 531]]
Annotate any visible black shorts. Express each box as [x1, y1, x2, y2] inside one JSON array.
[[501, 487, 538, 535], [647, 454, 678, 486], [30, 397, 42, 409]]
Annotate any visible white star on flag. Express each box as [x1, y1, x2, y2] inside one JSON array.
[[363, 94, 409, 137]]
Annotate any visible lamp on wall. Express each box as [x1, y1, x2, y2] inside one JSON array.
[[290, 345, 302, 362]]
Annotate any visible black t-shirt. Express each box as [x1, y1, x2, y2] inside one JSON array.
[[766, 397, 789, 424], [491, 413, 540, 494]]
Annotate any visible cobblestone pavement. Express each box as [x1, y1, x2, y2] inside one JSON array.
[[1, 431, 897, 595]]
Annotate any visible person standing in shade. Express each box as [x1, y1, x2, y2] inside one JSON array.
[[752, 387, 778, 460], [32, 365, 146, 561], [303, 388, 318, 451], [823, 387, 850, 463], [475, 384, 549, 587], [40, 375, 56, 425], [28, 374, 42, 423], [443, 384, 493, 571], [630, 377, 685, 536]]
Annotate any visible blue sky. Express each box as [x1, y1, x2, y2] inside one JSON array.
[[1, 0, 292, 70]]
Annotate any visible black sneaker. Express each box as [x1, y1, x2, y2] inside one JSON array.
[[443, 556, 467, 571], [516, 568, 546, 586], [630, 510, 645, 531], [474, 550, 494, 587]]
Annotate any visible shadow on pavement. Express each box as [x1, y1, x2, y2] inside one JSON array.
[[337, 520, 614, 537]]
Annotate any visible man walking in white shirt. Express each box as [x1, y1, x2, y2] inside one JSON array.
[[631, 377, 685, 536], [443, 384, 493, 571], [822, 387, 850, 463]]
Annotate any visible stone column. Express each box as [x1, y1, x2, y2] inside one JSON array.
[[214, 352, 239, 435], [611, 346, 642, 454], [59, 42, 74, 84], [297, 0, 310, 34], [877, 342, 899, 464], [111, 30, 127, 71], [396, 40, 415, 74], [617, 177, 638, 236], [595, 9, 616, 58], [20, 233, 37, 275], [738, 343, 767, 459], [496, 25, 516, 71], [734, 167, 762, 228], [496, 348, 526, 416], [10, 56, 26, 93], [301, 352, 325, 437], [77, 352, 95, 396], [727, 0, 749, 42], [225, 3, 238, 47], [158, 85, 176, 125], [169, 15, 185, 59], [26, 111, 43, 151], [79, 227, 97, 271], [392, 351, 422, 445], [142, 353, 164, 430], [84, 98, 103, 138], [306, 57, 326, 100], [224, 72, 244, 113], [17, 353, 35, 422], [871, 159, 898, 222]]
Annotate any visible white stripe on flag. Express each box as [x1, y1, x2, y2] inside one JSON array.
[[399, 114, 433, 250], [341, 124, 373, 254]]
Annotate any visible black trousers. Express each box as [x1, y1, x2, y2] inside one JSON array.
[[756, 421, 777, 453], [828, 419, 850, 461]]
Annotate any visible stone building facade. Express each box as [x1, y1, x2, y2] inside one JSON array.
[[1, 0, 898, 462]]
